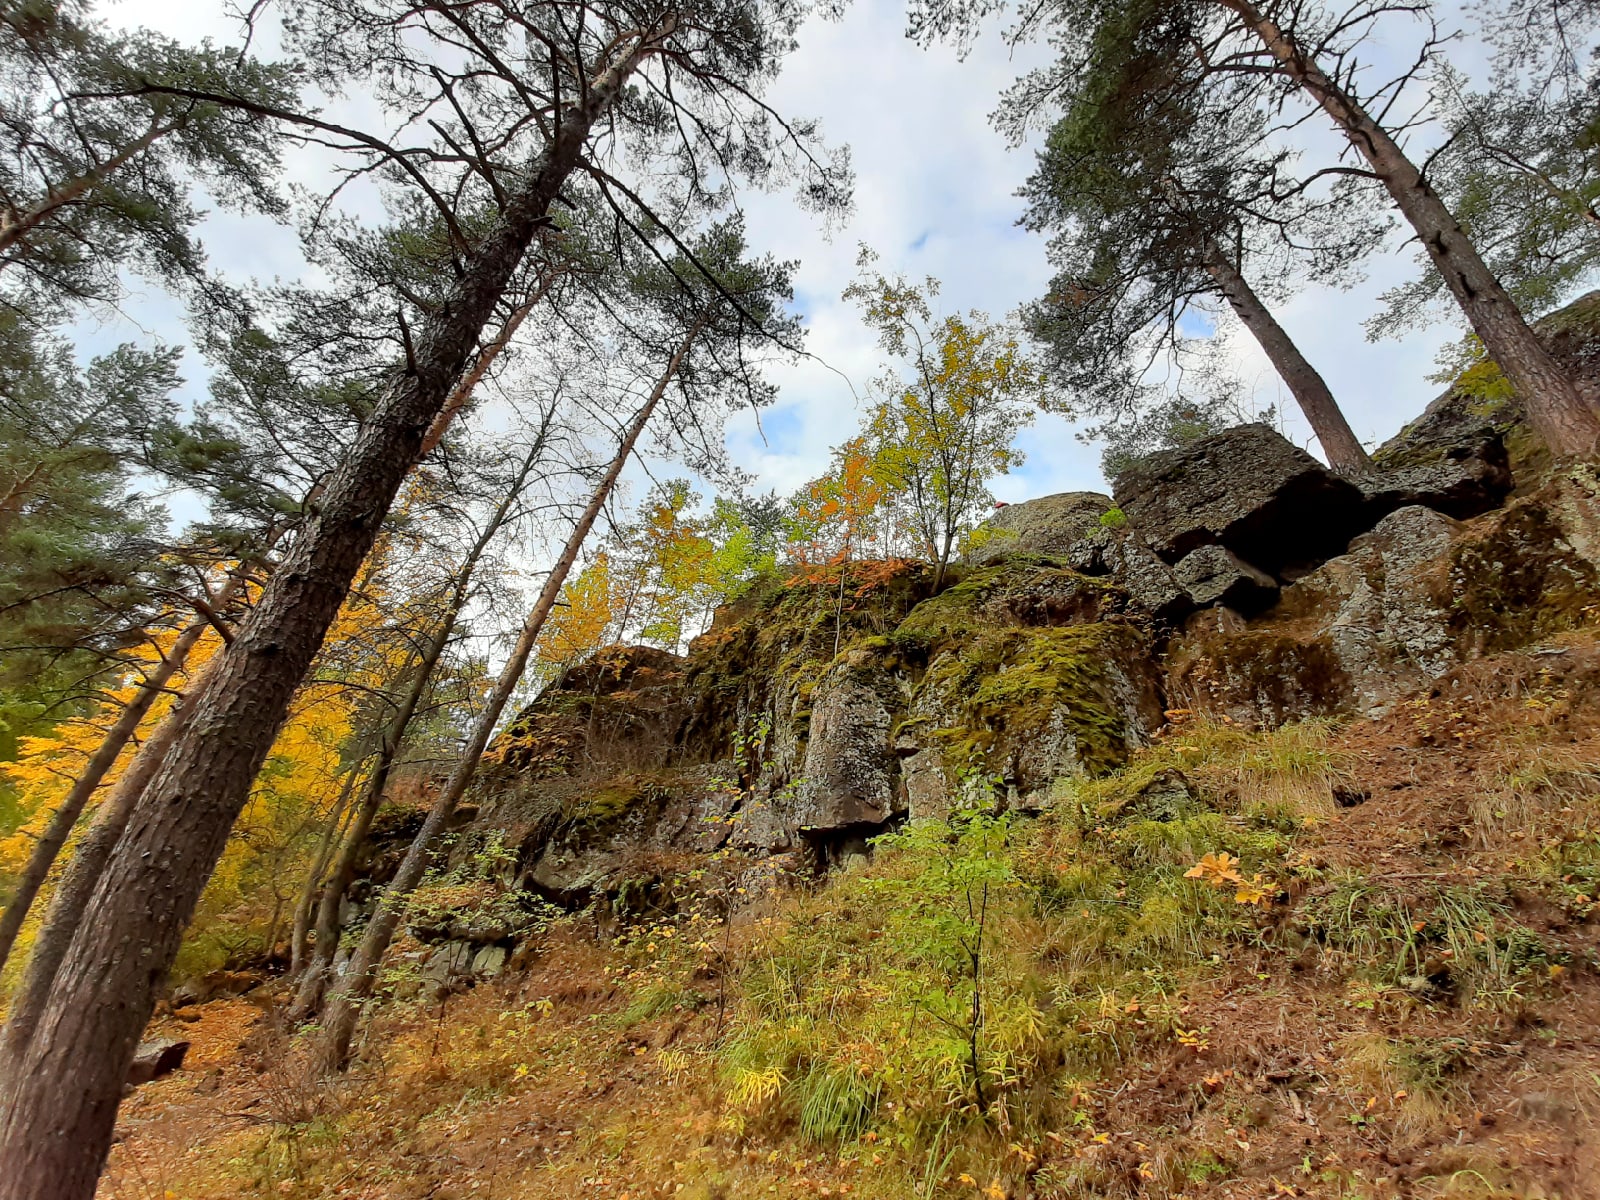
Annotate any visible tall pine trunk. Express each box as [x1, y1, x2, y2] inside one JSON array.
[[1201, 238, 1371, 473], [0, 33, 663, 1197], [320, 327, 698, 1071], [288, 441, 548, 1023], [1220, 0, 1600, 457]]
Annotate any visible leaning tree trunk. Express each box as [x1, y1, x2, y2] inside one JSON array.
[[288, 755, 369, 978], [417, 267, 559, 458], [319, 326, 698, 1072], [1201, 238, 1371, 473], [0, 623, 230, 1082], [0, 616, 207, 972], [0, 31, 664, 1197], [288, 440, 548, 1022], [1220, 0, 1600, 457]]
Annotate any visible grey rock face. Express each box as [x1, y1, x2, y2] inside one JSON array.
[[969, 491, 1115, 564], [1288, 505, 1461, 717], [900, 623, 1164, 809], [1114, 423, 1369, 576], [1175, 545, 1279, 612], [793, 653, 904, 833], [900, 747, 951, 823], [1364, 394, 1512, 519], [1168, 504, 1480, 725], [422, 940, 474, 985], [1067, 533, 1194, 623], [471, 944, 509, 978]]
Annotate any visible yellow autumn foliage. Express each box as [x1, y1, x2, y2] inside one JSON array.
[[1, 559, 425, 980]]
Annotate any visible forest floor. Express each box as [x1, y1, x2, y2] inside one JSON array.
[[99, 633, 1600, 1200]]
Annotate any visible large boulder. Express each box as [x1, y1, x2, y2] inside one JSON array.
[[1363, 392, 1513, 519], [1168, 506, 1463, 724], [519, 764, 748, 904], [792, 648, 906, 834], [1064, 530, 1194, 623], [1113, 423, 1369, 577], [969, 491, 1115, 564]]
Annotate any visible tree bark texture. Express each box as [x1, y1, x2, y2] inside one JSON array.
[[1201, 238, 1371, 472], [0, 35, 661, 1197], [1220, 0, 1600, 457], [319, 325, 698, 1071]]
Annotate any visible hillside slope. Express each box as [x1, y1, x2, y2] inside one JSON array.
[[95, 389, 1600, 1200]]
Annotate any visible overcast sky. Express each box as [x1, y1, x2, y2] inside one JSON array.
[[102, 0, 1508, 510]]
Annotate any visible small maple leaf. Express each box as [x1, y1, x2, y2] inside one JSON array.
[[1185, 851, 1244, 888]]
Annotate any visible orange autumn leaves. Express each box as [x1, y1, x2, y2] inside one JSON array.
[[1184, 851, 1273, 907]]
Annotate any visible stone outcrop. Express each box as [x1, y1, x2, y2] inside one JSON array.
[[1363, 393, 1512, 519], [969, 491, 1114, 564], [1169, 475, 1600, 724], [794, 649, 906, 833], [1113, 423, 1369, 577], [459, 552, 1168, 900], [411, 360, 1600, 943], [1174, 545, 1279, 612]]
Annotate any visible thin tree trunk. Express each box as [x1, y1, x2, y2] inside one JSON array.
[[417, 269, 558, 457], [1200, 238, 1371, 473], [288, 440, 548, 1023], [288, 757, 369, 979], [0, 573, 242, 972], [0, 630, 223, 1077], [0, 32, 664, 1195], [319, 325, 698, 1072], [1221, 0, 1600, 457]]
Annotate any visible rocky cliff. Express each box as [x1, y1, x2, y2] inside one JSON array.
[[407, 392, 1600, 998]]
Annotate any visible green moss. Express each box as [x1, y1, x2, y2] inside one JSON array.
[[916, 622, 1148, 779], [582, 781, 645, 824], [567, 773, 680, 833], [893, 564, 1120, 661], [1448, 501, 1600, 650]]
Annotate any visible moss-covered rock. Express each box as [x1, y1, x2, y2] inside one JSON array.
[[967, 491, 1115, 565], [903, 620, 1164, 808], [1166, 624, 1351, 728], [1447, 477, 1600, 652]]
